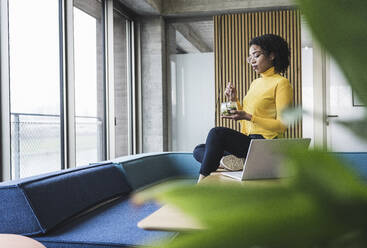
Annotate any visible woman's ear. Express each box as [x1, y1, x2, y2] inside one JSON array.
[[270, 52, 275, 61]]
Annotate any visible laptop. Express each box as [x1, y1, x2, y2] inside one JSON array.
[[221, 138, 311, 180]]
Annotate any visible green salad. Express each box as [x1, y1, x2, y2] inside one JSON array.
[[221, 102, 237, 116]]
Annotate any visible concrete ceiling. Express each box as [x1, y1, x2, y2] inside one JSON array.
[[118, 0, 295, 17], [118, 0, 298, 54], [174, 18, 313, 54]]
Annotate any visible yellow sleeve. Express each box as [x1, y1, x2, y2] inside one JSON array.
[[236, 98, 242, 110], [251, 79, 293, 132]]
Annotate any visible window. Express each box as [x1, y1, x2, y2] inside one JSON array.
[[9, 0, 62, 178], [73, 0, 106, 166], [1, 0, 136, 181]]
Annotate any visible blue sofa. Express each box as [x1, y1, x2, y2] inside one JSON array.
[[0, 152, 200, 248]]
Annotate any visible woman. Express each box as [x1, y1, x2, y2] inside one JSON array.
[[193, 34, 293, 182]]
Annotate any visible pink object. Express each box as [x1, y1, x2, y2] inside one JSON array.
[[0, 234, 45, 248]]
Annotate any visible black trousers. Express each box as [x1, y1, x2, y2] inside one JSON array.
[[193, 127, 264, 176]]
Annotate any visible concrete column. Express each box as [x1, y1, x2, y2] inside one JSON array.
[[140, 17, 167, 152]]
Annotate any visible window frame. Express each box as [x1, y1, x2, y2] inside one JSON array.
[[0, 0, 137, 181], [0, 0, 11, 181]]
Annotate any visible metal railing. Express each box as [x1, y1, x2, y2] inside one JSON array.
[[10, 112, 103, 179]]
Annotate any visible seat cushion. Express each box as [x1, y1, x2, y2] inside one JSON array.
[[34, 198, 175, 248]]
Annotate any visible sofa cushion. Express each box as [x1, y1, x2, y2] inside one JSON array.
[[0, 162, 132, 235], [113, 153, 200, 190], [0, 186, 41, 235], [34, 198, 175, 248]]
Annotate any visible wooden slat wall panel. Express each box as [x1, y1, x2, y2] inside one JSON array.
[[214, 10, 302, 138]]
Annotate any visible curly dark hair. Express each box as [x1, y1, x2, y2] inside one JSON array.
[[249, 34, 290, 74]]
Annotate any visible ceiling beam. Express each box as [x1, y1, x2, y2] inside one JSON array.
[[163, 0, 295, 17], [176, 45, 187, 54], [173, 23, 211, 53], [117, 0, 161, 16], [146, 0, 162, 13]]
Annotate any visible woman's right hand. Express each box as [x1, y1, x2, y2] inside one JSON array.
[[225, 82, 237, 101]]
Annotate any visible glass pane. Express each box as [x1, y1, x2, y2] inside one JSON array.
[[113, 10, 129, 156], [9, 0, 61, 178], [74, 0, 105, 166]]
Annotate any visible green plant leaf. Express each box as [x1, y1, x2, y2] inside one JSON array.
[[296, 0, 367, 105], [281, 105, 303, 125], [286, 148, 367, 202], [284, 147, 367, 229], [336, 118, 367, 141], [136, 148, 367, 248], [141, 183, 342, 248]]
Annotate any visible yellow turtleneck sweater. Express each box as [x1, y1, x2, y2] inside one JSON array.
[[236, 66, 293, 139]]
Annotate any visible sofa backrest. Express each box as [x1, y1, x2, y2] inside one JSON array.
[[113, 152, 200, 190], [0, 162, 131, 235]]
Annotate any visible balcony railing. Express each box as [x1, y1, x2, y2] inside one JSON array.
[[10, 112, 103, 179]]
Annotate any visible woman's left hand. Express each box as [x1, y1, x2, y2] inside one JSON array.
[[221, 110, 252, 121]]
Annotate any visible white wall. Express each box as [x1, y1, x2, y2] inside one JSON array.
[[171, 53, 215, 152]]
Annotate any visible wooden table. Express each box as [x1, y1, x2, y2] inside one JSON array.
[[137, 204, 205, 231], [0, 234, 46, 248], [202, 170, 282, 185], [138, 171, 280, 231]]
